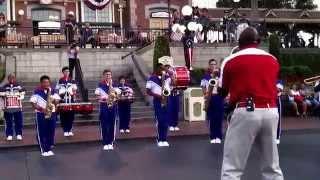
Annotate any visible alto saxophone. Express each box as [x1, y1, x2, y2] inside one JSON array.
[[106, 81, 119, 108], [45, 88, 55, 119]]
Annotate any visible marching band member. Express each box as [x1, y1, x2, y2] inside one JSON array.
[[201, 59, 224, 144], [146, 63, 171, 147], [55, 67, 77, 137], [67, 42, 80, 79], [276, 80, 284, 144], [162, 60, 181, 131], [95, 69, 121, 151], [30, 75, 61, 157], [182, 31, 194, 70], [0, 74, 25, 141], [117, 76, 133, 133]]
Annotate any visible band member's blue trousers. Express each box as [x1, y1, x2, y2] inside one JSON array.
[[35, 112, 57, 153], [60, 111, 75, 133], [99, 104, 116, 145], [168, 95, 180, 127], [207, 95, 224, 140], [153, 99, 169, 142], [4, 111, 23, 136], [277, 97, 282, 140], [118, 101, 131, 130]]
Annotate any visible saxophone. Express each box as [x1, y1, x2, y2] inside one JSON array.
[[45, 88, 55, 119], [106, 80, 119, 108]]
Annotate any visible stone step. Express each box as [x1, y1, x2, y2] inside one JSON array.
[[7, 80, 152, 126], [20, 103, 151, 112], [14, 111, 155, 125], [1, 116, 155, 128], [21, 94, 145, 102], [20, 80, 137, 89], [20, 107, 153, 117]]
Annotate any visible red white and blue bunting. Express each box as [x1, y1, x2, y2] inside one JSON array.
[[84, 0, 111, 10]]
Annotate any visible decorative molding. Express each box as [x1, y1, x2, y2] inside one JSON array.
[[299, 10, 311, 18], [26, 4, 66, 20], [144, 2, 179, 19], [265, 9, 277, 18]]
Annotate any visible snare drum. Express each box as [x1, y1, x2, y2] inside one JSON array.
[[172, 66, 190, 90], [57, 102, 94, 114], [5, 96, 21, 109]]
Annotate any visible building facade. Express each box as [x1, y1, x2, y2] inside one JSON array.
[[0, 0, 191, 35]]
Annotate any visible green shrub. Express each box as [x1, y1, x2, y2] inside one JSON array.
[[280, 65, 313, 84], [279, 51, 320, 75], [190, 68, 206, 86], [153, 36, 170, 71]]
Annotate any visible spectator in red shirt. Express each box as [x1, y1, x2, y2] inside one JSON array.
[[219, 27, 284, 180], [288, 83, 307, 116]]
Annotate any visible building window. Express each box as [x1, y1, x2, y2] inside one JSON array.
[[31, 9, 61, 21], [0, 0, 7, 16], [82, 3, 112, 22], [192, 0, 217, 9]]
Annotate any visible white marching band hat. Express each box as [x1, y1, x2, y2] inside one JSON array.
[[158, 56, 173, 66], [182, 5, 193, 16], [172, 24, 187, 34]]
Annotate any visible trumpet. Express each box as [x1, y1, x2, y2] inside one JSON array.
[[204, 73, 218, 112], [161, 71, 171, 107], [208, 78, 218, 87], [162, 88, 171, 97], [304, 75, 320, 85]]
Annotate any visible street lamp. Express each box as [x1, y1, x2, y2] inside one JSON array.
[[114, 0, 126, 46], [168, 0, 171, 30], [233, 0, 240, 41], [289, 23, 295, 48]]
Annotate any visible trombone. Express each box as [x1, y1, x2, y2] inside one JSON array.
[[304, 75, 320, 85]]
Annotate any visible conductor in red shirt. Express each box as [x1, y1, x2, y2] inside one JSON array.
[[219, 27, 284, 180]]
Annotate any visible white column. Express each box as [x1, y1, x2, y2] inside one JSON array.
[[7, 0, 11, 21], [12, 0, 16, 21], [111, 2, 114, 23], [119, 4, 123, 42], [76, 0, 79, 22], [95, 9, 98, 22], [80, 0, 85, 22]]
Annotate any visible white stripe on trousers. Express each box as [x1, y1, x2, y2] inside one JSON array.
[[153, 107, 160, 143], [35, 114, 44, 153]]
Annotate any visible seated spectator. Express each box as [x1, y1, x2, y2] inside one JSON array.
[[0, 13, 6, 45], [288, 84, 307, 116], [300, 83, 320, 112], [80, 23, 96, 48]]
